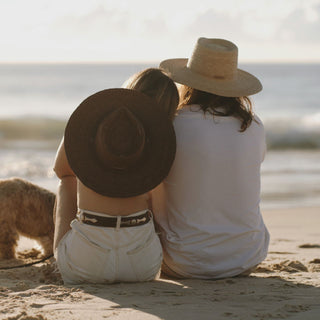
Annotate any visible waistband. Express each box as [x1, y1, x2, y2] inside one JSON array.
[[77, 209, 152, 228]]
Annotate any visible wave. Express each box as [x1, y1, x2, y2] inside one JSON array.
[[264, 114, 320, 150], [266, 131, 320, 150], [1, 115, 320, 150], [0, 118, 65, 147]]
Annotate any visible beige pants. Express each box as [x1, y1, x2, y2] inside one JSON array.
[[161, 260, 257, 279], [55, 211, 162, 284]]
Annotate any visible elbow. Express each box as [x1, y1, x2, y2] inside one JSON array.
[[53, 166, 76, 180]]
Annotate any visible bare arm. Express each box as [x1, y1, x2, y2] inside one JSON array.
[[53, 138, 78, 251], [53, 138, 75, 179]]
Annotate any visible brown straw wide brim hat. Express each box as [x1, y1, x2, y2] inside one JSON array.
[[160, 38, 262, 97], [64, 88, 176, 198]]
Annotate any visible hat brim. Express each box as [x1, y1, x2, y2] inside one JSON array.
[[160, 58, 262, 97], [64, 89, 176, 198]]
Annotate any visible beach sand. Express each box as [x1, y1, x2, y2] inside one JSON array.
[[1, 207, 319, 320]]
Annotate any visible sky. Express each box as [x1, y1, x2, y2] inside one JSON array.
[[0, 0, 320, 63]]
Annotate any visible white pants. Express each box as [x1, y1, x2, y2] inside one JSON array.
[[55, 210, 162, 284]]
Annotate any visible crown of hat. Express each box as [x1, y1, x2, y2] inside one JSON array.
[[94, 107, 146, 170], [187, 38, 238, 81]]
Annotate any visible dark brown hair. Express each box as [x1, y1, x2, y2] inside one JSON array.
[[179, 86, 254, 132], [125, 68, 179, 120]]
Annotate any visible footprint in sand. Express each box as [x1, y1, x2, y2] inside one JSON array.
[[269, 251, 295, 254], [299, 244, 320, 248]]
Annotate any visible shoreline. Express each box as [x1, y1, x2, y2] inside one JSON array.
[[1, 206, 320, 320], [2, 147, 320, 211]]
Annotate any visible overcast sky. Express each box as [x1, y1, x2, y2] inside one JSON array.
[[1, 0, 319, 63]]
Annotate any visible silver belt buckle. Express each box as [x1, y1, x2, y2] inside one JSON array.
[[77, 210, 98, 224], [83, 216, 98, 224]]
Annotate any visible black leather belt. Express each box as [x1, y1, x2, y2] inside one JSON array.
[[78, 210, 152, 228]]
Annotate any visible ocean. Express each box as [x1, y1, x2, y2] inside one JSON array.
[[0, 63, 319, 210]]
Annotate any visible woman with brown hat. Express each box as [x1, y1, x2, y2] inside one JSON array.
[[53, 70, 178, 284], [152, 38, 270, 279]]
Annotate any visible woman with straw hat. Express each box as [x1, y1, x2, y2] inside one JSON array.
[[152, 38, 270, 279], [53, 79, 177, 283]]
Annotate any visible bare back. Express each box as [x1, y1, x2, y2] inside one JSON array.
[[77, 181, 148, 216], [54, 139, 148, 217]]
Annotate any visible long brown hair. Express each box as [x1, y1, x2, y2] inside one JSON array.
[[179, 86, 254, 132], [125, 68, 179, 120]]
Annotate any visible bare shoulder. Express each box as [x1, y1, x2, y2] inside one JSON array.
[[53, 138, 75, 178]]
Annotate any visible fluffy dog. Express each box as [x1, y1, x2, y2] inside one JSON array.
[[0, 178, 55, 260]]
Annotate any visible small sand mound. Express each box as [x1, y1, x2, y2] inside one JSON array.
[[272, 260, 308, 273], [309, 258, 320, 264], [38, 261, 63, 285], [3, 311, 47, 320], [253, 265, 274, 273], [308, 259, 320, 272]]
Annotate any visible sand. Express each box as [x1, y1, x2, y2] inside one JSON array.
[[1, 207, 320, 320]]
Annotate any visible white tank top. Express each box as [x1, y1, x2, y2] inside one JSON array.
[[152, 105, 269, 278]]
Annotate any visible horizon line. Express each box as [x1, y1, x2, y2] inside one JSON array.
[[1, 60, 320, 65]]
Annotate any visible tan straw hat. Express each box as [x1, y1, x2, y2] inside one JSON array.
[[64, 88, 176, 198], [160, 38, 262, 97]]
